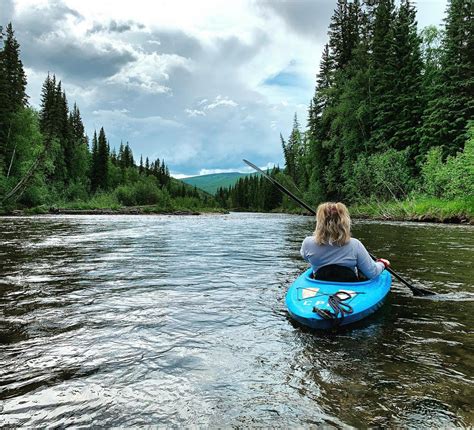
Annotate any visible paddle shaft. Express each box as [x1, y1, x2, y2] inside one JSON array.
[[243, 159, 435, 296]]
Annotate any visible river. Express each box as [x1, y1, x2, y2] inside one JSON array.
[[1, 213, 473, 427]]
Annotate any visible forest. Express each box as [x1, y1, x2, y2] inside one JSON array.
[[0, 23, 217, 214], [217, 0, 473, 220]]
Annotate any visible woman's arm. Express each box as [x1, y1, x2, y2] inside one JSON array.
[[355, 240, 385, 279]]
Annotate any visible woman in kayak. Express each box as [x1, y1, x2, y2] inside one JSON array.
[[300, 202, 390, 282]]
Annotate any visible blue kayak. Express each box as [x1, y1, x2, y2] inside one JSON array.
[[286, 268, 392, 330]]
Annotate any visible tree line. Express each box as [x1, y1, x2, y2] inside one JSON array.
[[0, 23, 214, 211], [219, 0, 473, 211]]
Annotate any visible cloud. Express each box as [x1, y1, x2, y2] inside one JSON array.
[[205, 95, 238, 110], [27, 40, 136, 81], [185, 109, 206, 117], [143, 30, 203, 58], [1, 0, 15, 23], [199, 168, 248, 175], [107, 52, 192, 94], [257, 0, 334, 40], [9, 2, 135, 82], [88, 19, 145, 34], [9, 0, 83, 37]]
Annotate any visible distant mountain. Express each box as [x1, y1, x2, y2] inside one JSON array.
[[181, 172, 249, 194]]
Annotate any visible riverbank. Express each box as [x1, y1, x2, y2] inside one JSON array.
[[350, 197, 473, 224], [2, 204, 228, 216], [272, 197, 473, 224], [2, 198, 472, 224]]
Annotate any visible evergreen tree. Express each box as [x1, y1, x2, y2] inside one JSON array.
[[96, 127, 109, 190], [369, 0, 397, 151], [90, 131, 99, 192], [420, 0, 474, 157], [69, 103, 86, 144], [0, 26, 7, 173], [3, 24, 27, 109], [39, 74, 56, 136], [328, 0, 356, 70], [66, 102, 86, 183], [389, 0, 424, 155], [0, 23, 27, 175], [282, 114, 303, 183]]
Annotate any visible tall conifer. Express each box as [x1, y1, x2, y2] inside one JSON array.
[[420, 0, 474, 156]]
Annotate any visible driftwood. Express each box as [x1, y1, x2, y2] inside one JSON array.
[[1, 150, 45, 203]]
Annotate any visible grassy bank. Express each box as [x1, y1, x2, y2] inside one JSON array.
[[227, 197, 473, 224], [1, 193, 228, 215], [350, 197, 473, 224]]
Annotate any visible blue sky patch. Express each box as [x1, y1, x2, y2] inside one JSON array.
[[263, 70, 304, 88]]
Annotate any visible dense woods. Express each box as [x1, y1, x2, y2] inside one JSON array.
[[220, 0, 473, 217], [0, 24, 216, 213]]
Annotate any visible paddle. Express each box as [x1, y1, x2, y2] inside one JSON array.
[[243, 159, 436, 297]]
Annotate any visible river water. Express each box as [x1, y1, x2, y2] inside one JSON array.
[[1, 213, 473, 427]]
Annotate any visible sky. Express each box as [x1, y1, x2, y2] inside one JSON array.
[[3, 0, 447, 177]]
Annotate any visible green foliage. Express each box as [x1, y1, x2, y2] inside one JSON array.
[[115, 177, 173, 207], [351, 197, 473, 221], [420, 0, 474, 157], [421, 123, 474, 199], [344, 149, 414, 202], [57, 192, 121, 210]]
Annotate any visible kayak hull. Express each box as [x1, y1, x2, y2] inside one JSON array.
[[285, 268, 392, 330]]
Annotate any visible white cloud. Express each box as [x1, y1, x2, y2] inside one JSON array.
[[106, 52, 192, 95], [204, 95, 238, 110], [170, 173, 191, 179], [185, 108, 206, 117], [199, 168, 246, 175]]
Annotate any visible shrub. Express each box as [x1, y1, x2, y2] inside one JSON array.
[[344, 149, 414, 202], [134, 180, 162, 205], [421, 123, 474, 199], [115, 185, 137, 206]]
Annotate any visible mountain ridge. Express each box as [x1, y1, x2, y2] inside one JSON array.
[[180, 172, 250, 194]]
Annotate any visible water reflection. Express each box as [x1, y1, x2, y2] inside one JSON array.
[[0, 214, 472, 427]]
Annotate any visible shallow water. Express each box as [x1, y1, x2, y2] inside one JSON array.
[[0, 213, 473, 427]]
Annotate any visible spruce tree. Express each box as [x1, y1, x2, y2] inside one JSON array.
[[69, 103, 86, 144], [282, 114, 303, 183], [389, 0, 424, 155], [145, 156, 150, 173], [3, 24, 27, 109], [0, 26, 7, 173], [96, 127, 109, 190], [0, 23, 27, 175], [420, 0, 474, 157], [90, 131, 99, 192], [369, 0, 397, 151], [39, 74, 56, 136]]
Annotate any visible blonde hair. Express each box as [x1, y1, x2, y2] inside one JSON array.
[[314, 202, 351, 246]]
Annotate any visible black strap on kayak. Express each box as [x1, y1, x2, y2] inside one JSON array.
[[313, 291, 354, 324]]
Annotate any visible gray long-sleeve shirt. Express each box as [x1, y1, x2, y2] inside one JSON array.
[[300, 236, 385, 279]]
